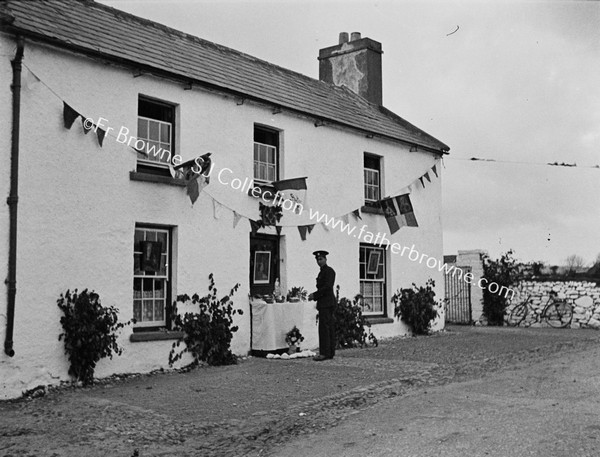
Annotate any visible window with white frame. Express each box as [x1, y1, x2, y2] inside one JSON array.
[[254, 126, 279, 183], [364, 153, 381, 204], [359, 244, 386, 315], [137, 97, 175, 171], [133, 227, 170, 328]]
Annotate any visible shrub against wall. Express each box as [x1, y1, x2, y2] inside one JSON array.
[[169, 274, 242, 367], [392, 279, 440, 335], [482, 250, 520, 326], [57, 289, 129, 385], [335, 287, 378, 348]]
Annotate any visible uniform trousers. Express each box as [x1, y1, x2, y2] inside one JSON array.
[[318, 307, 336, 358]]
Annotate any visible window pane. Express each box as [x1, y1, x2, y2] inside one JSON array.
[[154, 300, 165, 321], [154, 280, 164, 297], [156, 232, 167, 251], [133, 301, 142, 322], [138, 118, 148, 139], [148, 120, 159, 141], [160, 123, 170, 143], [143, 300, 154, 321], [267, 147, 275, 164], [133, 278, 142, 297], [259, 144, 267, 163]]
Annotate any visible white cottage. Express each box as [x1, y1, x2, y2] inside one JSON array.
[[0, 0, 449, 399]]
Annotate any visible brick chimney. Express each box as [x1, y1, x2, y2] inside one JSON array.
[[318, 32, 383, 105]]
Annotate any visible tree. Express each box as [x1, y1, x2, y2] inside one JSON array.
[[564, 254, 586, 276]]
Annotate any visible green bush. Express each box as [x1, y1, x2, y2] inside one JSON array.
[[335, 287, 378, 349], [482, 250, 520, 325], [169, 274, 242, 367], [57, 289, 128, 385], [392, 279, 440, 335]]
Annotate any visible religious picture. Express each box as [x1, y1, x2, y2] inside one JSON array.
[[140, 241, 162, 273], [367, 250, 381, 275], [253, 251, 271, 284]]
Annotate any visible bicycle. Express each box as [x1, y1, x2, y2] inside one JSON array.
[[508, 292, 573, 328]]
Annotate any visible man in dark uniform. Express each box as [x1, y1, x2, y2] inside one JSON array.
[[308, 250, 336, 361]]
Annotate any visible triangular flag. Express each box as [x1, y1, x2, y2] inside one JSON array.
[[63, 102, 79, 129], [81, 117, 92, 134], [298, 225, 308, 241], [352, 209, 362, 220], [250, 219, 261, 235], [233, 211, 242, 229], [276, 226, 282, 235], [432, 164, 438, 177], [186, 177, 199, 205], [307, 224, 315, 234], [379, 193, 418, 234], [419, 177, 425, 188], [97, 127, 106, 147], [24, 68, 41, 91], [424, 172, 431, 183], [212, 199, 222, 219]]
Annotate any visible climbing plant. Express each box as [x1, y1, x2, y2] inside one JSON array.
[[57, 289, 129, 385], [169, 274, 242, 367]]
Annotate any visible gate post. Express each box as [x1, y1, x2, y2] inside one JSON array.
[[457, 250, 486, 324]]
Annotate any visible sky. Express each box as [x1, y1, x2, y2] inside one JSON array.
[[101, 0, 600, 267]]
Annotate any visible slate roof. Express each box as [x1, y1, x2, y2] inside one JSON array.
[[0, 0, 449, 153]]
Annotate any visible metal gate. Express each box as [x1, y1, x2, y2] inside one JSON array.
[[444, 266, 472, 324]]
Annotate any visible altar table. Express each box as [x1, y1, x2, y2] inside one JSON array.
[[251, 300, 319, 352]]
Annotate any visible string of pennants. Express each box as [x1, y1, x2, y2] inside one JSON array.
[[197, 157, 441, 240], [30, 62, 441, 241], [24, 64, 148, 159]]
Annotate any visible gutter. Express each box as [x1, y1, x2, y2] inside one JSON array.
[[5, 35, 24, 357]]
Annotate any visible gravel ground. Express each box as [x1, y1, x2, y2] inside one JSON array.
[[1, 325, 599, 456]]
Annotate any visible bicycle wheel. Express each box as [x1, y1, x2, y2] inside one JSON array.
[[509, 302, 528, 326], [544, 301, 572, 328]]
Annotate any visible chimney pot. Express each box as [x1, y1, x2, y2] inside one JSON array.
[[351, 32, 362, 41], [339, 32, 349, 44]]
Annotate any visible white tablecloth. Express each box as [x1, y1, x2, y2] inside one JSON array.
[[251, 300, 319, 351]]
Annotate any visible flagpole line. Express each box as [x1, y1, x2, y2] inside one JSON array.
[[22, 63, 142, 158], [447, 156, 600, 169], [381, 158, 441, 199]]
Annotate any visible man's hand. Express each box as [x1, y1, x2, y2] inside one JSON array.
[[308, 293, 314, 301]]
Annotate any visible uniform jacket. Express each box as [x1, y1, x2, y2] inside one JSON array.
[[312, 264, 336, 310]]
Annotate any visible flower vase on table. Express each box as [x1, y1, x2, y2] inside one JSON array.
[[285, 325, 304, 355]]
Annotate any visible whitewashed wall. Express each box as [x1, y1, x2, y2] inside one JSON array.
[[0, 35, 445, 399]]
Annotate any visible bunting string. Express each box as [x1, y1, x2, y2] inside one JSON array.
[[25, 62, 445, 241], [23, 63, 144, 157]]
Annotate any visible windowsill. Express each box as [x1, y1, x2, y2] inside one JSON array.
[[361, 205, 384, 215], [365, 316, 394, 325], [130, 171, 186, 187], [130, 330, 184, 342]]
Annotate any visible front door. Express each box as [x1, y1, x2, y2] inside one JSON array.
[[250, 234, 280, 297]]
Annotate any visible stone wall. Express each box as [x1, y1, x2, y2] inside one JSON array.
[[505, 280, 600, 329]]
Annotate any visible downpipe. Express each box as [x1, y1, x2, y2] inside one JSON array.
[[5, 36, 24, 357]]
